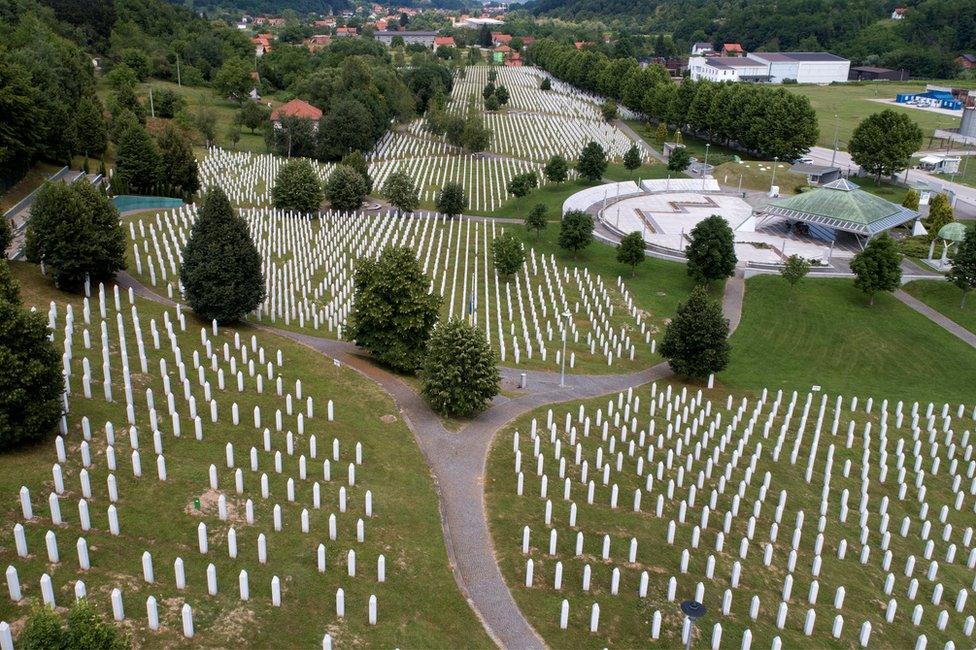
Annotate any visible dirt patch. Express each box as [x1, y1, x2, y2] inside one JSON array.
[[184, 488, 242, 522], [211, 605, 256, 645], [380, 414, 397, 424]]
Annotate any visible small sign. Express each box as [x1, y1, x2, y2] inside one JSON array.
[[333, 358, 341, 368], [812, 385, 821, 392]]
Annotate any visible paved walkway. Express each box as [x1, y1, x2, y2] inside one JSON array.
[[117, 270, 745, 648], [894, 289, 976, 348]]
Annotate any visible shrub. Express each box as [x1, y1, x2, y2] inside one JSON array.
[[272, 159, 324, 213], [421, 319, 499, 417]]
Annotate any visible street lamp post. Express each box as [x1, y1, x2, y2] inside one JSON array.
[[681, 600, 707, 650], [770, 156, 779, 193], [830, 113, 839, 167], [702, 143, 710, 190], [559, 311, 571, 388]]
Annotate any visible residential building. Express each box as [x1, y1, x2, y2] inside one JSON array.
[[957, 54, 976, 70], [374, 30, 438, 47], [891, 7, 907, 19], [491, 32, 512, 46], [270, 99, 323, 128], [252, 34, 273, 57], [721, 43, 745, 57], [335, 26, 358, 37], [306, 35, 331, 51], [434, 35, 455, 48], [691, 42, 714, 56]]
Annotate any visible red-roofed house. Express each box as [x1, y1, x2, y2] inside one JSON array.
[[573, 41, 593, 50], [521, 36, 536, 47], [491, 32, 512, 46], [505, 52, 523, 67], [721, 43, 745, 56], [270, 99, 324, 126], [434, 35, 455, 47], [313, 18, 336, 28], [335, 26, 358, 36], [494, 44, 511, 54], [374, 18, 389, 30], [891, 7, 907, 19], [252, 34, 273, 57], [306, 34, 332, 51]]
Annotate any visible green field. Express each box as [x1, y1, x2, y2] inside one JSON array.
[[1, 261, 490, 648], [785, 82, 965, 150], [713, 160, 808, 195], [721, 274, 976, 403], [903, 279, 976, 335]]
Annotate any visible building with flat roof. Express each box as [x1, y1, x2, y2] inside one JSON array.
[[689, 51, 850, 84], [373, 30, 438, 47]]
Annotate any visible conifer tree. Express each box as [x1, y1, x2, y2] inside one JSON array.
[[181, 187, 265, 323]]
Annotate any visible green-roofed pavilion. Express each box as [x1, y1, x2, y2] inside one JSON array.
[[759, 179, 920, 247]]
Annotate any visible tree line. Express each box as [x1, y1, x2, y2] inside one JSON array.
[[527, 39, 819, 161]]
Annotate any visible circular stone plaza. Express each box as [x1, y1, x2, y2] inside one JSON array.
[[564, 177, 921, 267]]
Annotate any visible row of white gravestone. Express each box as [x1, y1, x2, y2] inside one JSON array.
[[130, 204, 649, 369], [510, 380, 976, 644]]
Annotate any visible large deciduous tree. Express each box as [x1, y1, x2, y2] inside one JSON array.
[[493, 231, 525, 279], [25, 182, 126, 290], [325, 165, 368, 212], [577, 141, 607, 182], [180, 187, 264, 323], [436, 181, 466, 218], [0, 261, 63, 451], [851, 233, 902, 305], [347, 246, 441, 373], [421, 319, 499, 417], [558, 210, 594, 258], [616, 231, 645, 275], [849, 110, 923, 181], [660, 286, 730, 380], [383, 170, 419, 215], [686, 214, 737, 285], [544, 155, 569, 183], [273, 159, 324, 213]]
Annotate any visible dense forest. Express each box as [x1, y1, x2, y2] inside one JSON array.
[[523, 0, 975, 77]]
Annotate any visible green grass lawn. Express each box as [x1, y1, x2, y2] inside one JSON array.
[[721, 275, 976, 404], [713, 160, 807, 195], [1, 261, 490, 648], [486, 379, 976, 648], [623, 120, 742, 164], [850, 175, 910, 204], [785, 82, 963, 149], [903, 279, 976, 335]]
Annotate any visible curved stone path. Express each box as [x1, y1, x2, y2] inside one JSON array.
[[117, 270, 745, 648]]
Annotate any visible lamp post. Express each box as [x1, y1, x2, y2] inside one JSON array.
[[559, 310, 571, 388], [830, 113, 839, 167], [681, 600, 707, 650], [770, 156, 779, 192], [702, 143, 710, 190]]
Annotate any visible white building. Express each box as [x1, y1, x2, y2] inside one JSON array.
[[688, 56, 769, 82], [689, 51, 850, 84]]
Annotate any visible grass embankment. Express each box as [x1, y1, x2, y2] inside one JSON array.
[[486, 380, 975, 648], [903, 279, 976, 336], [1, 162, 63, 213], [0, 261, 490, 648], [712, 160, 807, 195], [722, 275, 976, 404]]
